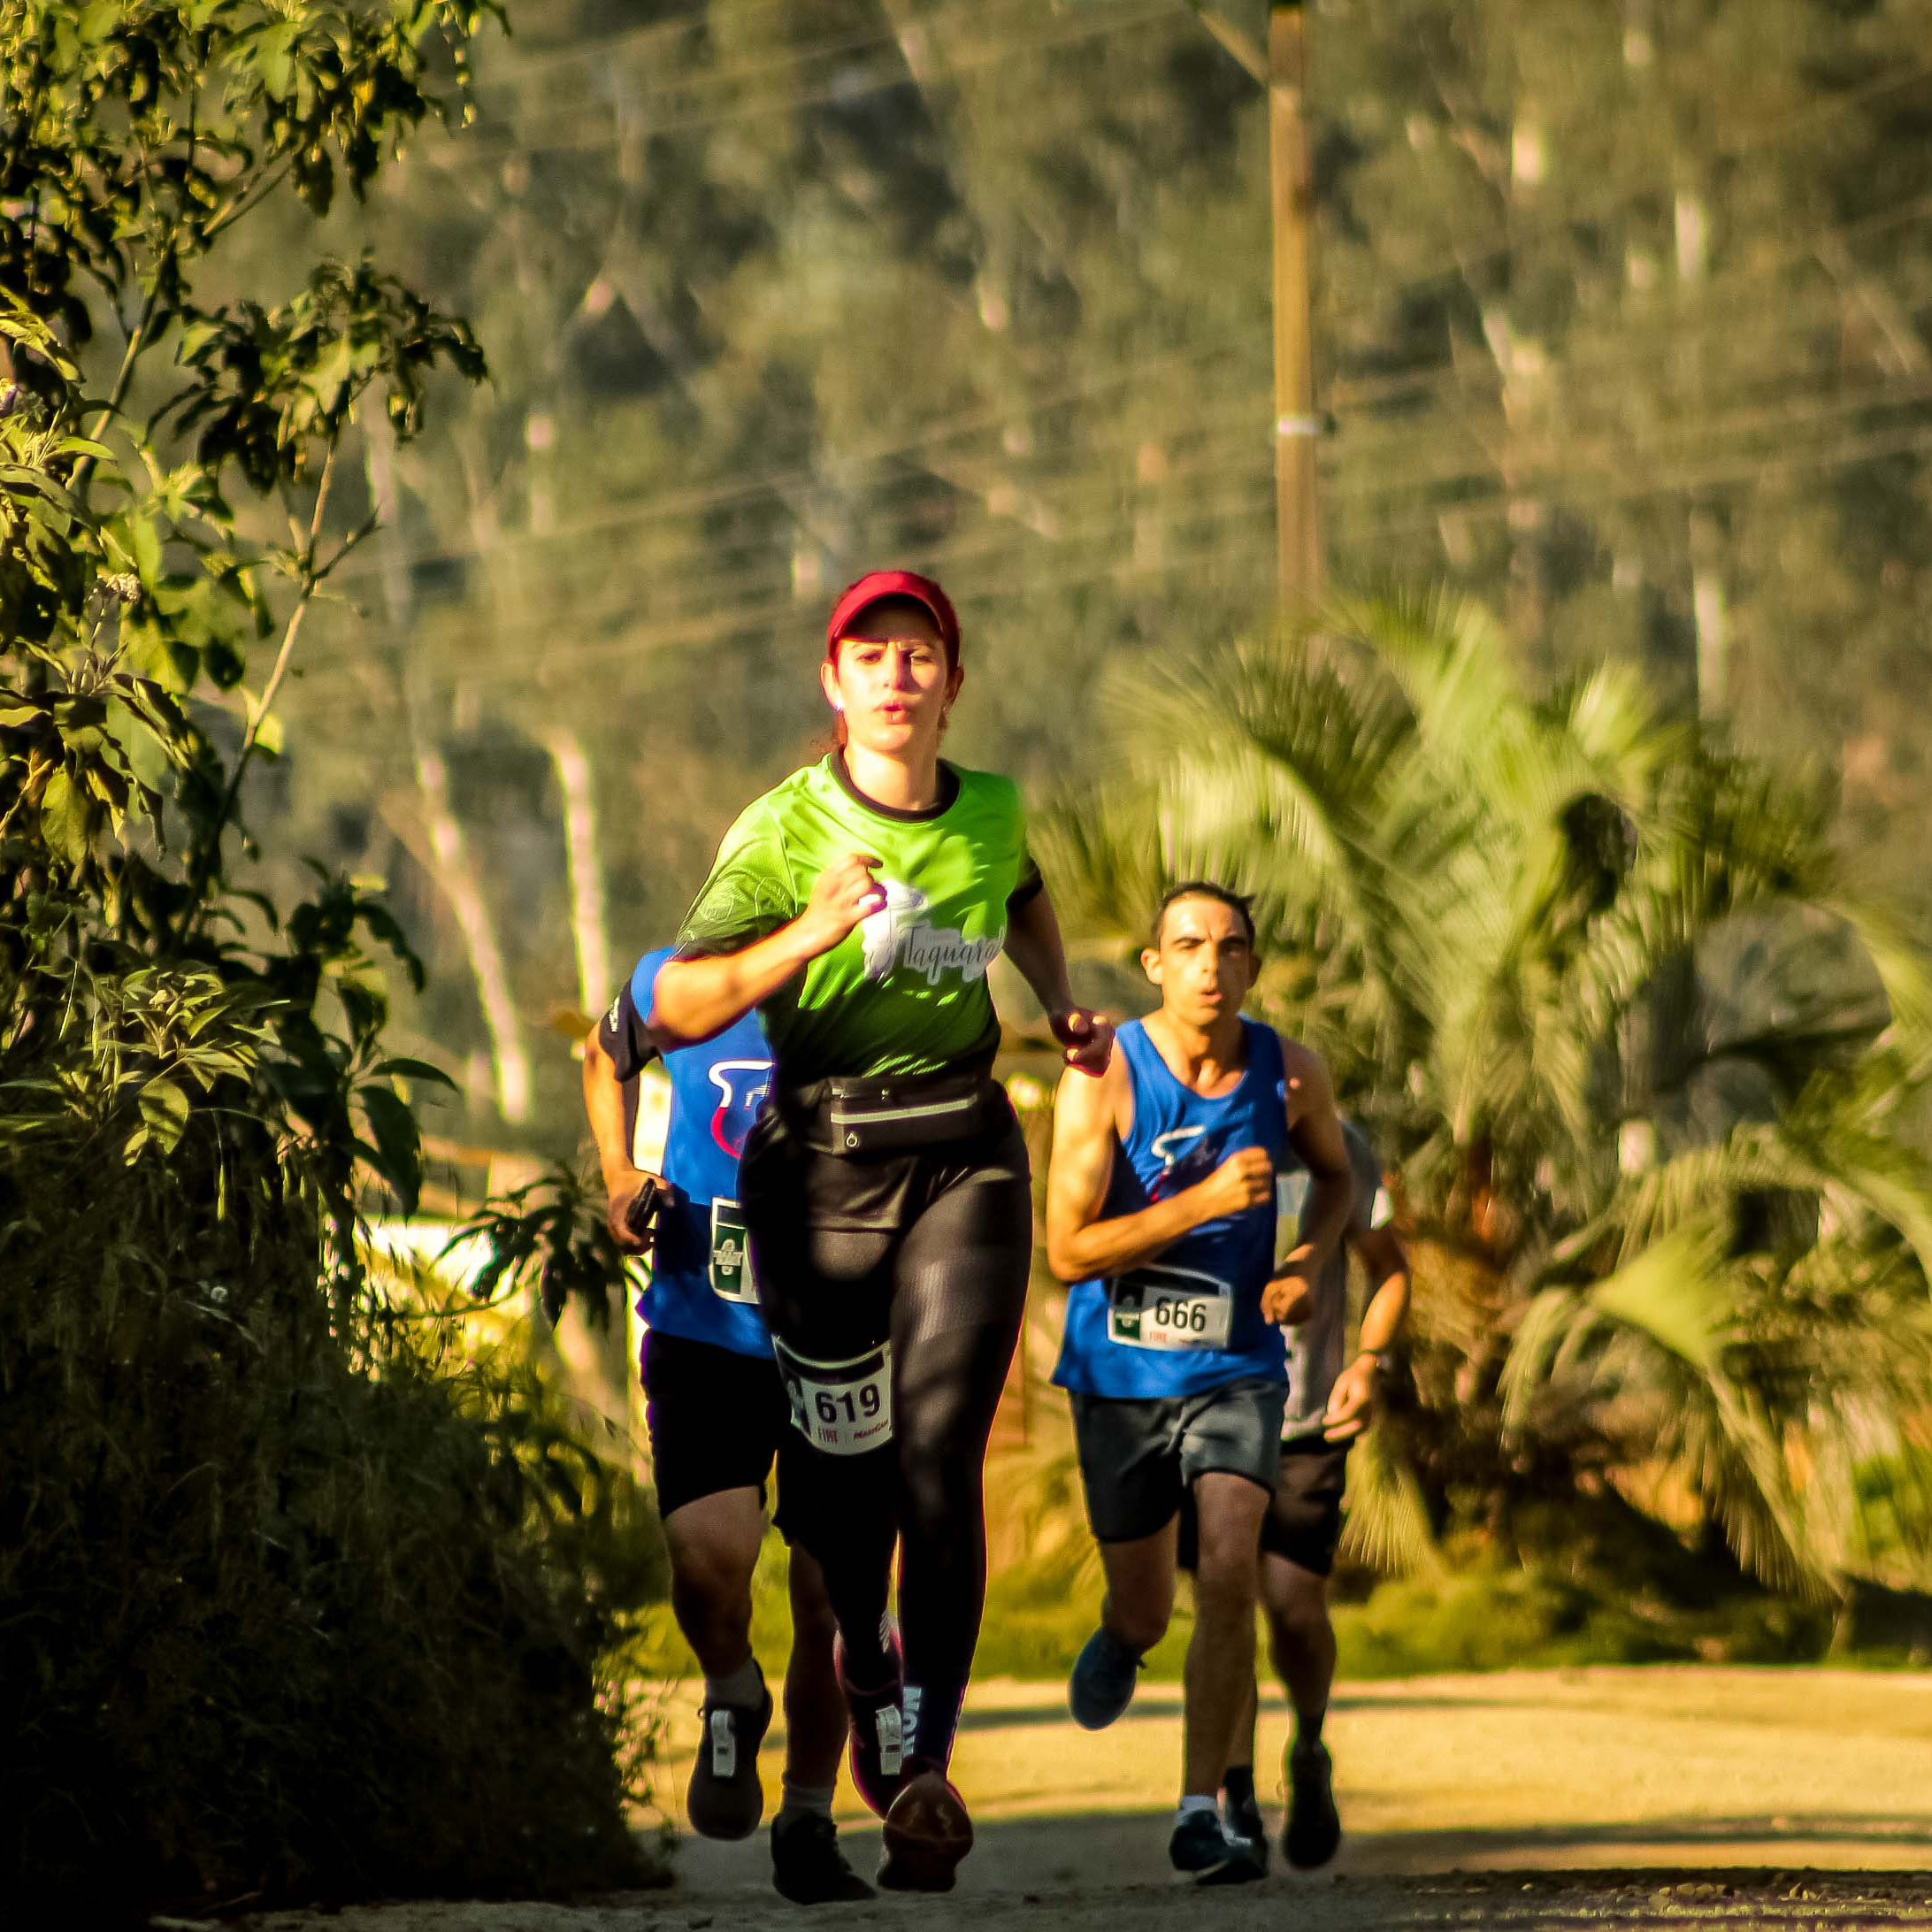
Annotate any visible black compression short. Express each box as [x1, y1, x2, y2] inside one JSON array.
[[640, 1329, 798, 1535]]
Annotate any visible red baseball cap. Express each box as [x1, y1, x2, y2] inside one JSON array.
[[826, 570, 962, 664]]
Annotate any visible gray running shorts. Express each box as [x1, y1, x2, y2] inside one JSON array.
[[1069, 1378, 1287, 1544]]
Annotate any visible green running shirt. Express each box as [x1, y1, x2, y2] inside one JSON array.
[[677, 755, 1041, 1085]]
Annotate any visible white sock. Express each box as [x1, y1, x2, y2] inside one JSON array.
[[778, 1780, 835, 1822], [704, 1654, 763, 1707], [1177, 1794, 1220, 1825]]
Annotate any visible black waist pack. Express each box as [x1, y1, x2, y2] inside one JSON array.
[[799, 1068, 1000, 1154]]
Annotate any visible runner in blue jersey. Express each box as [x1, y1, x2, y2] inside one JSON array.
[[1045, 883, 1354, 1883], [583, 947, 870, 1905]]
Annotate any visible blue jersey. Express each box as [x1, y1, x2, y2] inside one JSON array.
[[1053, 1016, 1293, 1399], [601, 947, 773, 1359]]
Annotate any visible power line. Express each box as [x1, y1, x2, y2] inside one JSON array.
[[281, 533, 1276, 736], [470, 0, 1070, 130], [288, 476, 1284, 716], [466, 2, 758, 91], [438, 2, 1187, 156], [1344, 415, 1932, 551], [326, 333, 1263, 590], [1323, 58, 1932, 310], [348, 152, 1932, 604], [303, 348, 1932, 696]]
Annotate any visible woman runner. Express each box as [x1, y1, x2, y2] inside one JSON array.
[[652, 570, 1111, 1892]]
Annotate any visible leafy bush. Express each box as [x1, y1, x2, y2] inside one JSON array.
[[0, 4, 661, 1913]]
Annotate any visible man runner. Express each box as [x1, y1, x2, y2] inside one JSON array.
[[583, 947, 870, 1905], [1192, 1117, 1409, 1870], [1045, 882, 1353, 1882]]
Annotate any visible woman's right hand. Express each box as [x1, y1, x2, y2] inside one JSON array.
[[798, 849, 887, 957]]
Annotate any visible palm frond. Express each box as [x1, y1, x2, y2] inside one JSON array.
[[1338, 1425, 1443, 1578]]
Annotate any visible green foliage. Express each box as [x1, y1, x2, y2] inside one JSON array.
[[449, 1156, 633, 1326], [1, 1, 659, 1913], [1046, 594, 1932, 1602]]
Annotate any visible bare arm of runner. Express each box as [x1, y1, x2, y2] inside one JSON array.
[[1261, 1041, 1354, 1325], [1002, 886, 1114, 1076], [1044, 1053, 1274, 1282], [1323, 1222, 1410, 1441], [581, 1024, 670, 1258], [651, 850, 887, 1047]]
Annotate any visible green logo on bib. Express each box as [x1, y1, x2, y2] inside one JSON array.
[[709, 1200, 755, 1303]]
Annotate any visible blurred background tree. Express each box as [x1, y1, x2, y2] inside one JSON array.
[[1042, 592, 1932, 1616], [232, 0, 1932, 1157]]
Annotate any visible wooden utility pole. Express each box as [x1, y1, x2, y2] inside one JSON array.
[[1269, 1, 1322, 604]]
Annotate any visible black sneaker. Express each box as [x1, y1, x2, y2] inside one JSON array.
[[1068, 1624, 1141, 1730], [1284, 1738, 1342, 1869], [1169, 1809, 1265, 1884], [1223, 1780, 1269, 1874], [770, 1811, 875, 1905], [834, 1630, 906, 1818], [687, 1672, 773, 1840]]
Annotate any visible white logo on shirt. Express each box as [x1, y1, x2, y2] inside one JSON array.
[[858, 877, 1004, 986]]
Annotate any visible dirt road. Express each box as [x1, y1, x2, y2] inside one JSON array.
[[235, 1668, 1932, 1931]]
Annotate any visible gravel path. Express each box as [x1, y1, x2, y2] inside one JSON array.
[[228, 1668, 1932, 1932]]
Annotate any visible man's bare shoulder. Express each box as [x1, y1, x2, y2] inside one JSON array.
[[1272, 1030, 1335, 1116], [1054, 1037, 1131, 1132]]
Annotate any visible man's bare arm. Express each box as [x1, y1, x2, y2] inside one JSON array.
[[1323, 1223, 1410, 1441], [581, 1026, 665, 1255], [1354, 1224, 1410, 1355], [1282, 1042, 1353, 1270], [1261, 1040, 1353, 1324], [1045, 1056, 1272, 1282]]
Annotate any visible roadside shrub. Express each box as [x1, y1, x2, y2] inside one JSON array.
[[0, 973, 656, 1913]]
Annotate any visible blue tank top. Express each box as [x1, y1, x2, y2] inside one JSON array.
[[1053, 1016, 1292, 1399], [631, 948, 774, 1360]]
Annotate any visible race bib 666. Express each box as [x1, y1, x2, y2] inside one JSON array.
[[1108, 1263, 1234, 1351]]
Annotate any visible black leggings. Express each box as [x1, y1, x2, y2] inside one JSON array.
[[739, 1102, 1032, 1771]]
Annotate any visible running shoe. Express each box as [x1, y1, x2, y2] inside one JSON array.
[[1068, 1624, 1141, 1730], [770, 1812, 875, 1905], [686, 1670, 773, 1841], [1222, 1779, 1269, 1874], [834, 1629, 906, 1818], [1169, 1809, 1266, 1884], [1284, 1737, 1342, 1869], [878, 1767, 974, 1893]]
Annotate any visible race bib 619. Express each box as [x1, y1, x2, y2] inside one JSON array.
[[772, 1338, 893, 1455]]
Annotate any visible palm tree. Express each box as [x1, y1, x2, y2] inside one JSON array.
[[1038, 591, 1932, 1598]]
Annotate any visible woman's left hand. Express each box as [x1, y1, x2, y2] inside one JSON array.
[[1051, 1006, 1114, 1077]]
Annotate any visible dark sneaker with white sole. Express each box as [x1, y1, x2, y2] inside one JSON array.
[[1068, 1624, 1142, 1730], [1284, 1738, 1342, 1868], [1223, 1782, 1269, 1874], [770, 1812, 875, 1905], [835, 1630, 906, 1818], [1169, 1808, 1265, 1884], [686, 1670, 772, 1840]]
